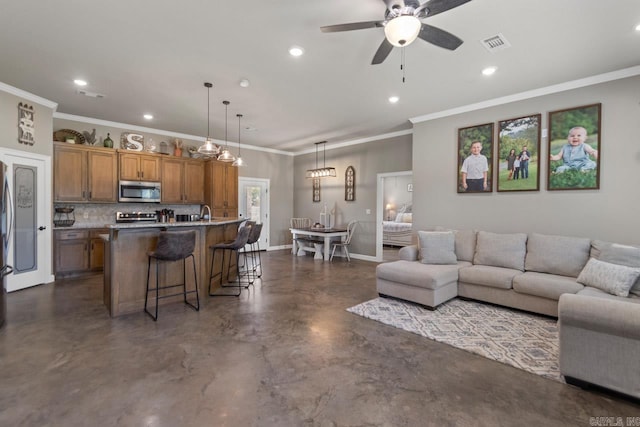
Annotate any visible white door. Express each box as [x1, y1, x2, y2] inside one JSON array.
[[0, 148, 52, 291], [238, 177, 269, 250]]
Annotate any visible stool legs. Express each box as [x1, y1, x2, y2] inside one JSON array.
[[208, 247, 242, 297], [144, 255, 200, 321]]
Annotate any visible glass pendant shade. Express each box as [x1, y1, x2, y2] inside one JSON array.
[[217, 100, 236, 162], [198, 82, 220, 157], [232, 113, 246, 167], [384, 15, 421, 47], [305, 141, 336, 178]]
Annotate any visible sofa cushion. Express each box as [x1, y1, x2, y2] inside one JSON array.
[[418, 231, 457, 265], [458, 265, 522, 290], [577, 258, 640, 297], [525, 233, 591, 277], [376, 260, 468, 290], [513, 272, 583, 300], [591, 240, 640, 297], [577, 287, 640, 304], [473, 231, 527, 271], [454, 229, 477, 263]]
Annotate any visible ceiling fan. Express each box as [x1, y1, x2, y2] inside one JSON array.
[[321, 0, 472, 65]]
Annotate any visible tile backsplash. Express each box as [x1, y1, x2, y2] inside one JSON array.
[[54, 203, 202, 226]]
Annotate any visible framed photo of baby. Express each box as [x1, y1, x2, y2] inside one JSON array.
[[548, 103, 601, 191], [496, 114, 541, 192], [457, 123, 493, 193]]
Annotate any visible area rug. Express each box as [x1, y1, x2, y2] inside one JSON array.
[[347, 297, 562, 382]]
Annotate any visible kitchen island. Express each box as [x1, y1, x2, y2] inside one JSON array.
[[103, 219, 244, 317]]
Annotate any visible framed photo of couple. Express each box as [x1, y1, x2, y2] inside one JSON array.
[[496, 114, 541, 192]]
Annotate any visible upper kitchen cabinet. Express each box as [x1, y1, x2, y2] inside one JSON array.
[[205, 160, 238, 218], [54, 142, 118, 202], [118, 152, 161, 182], [161, 157, 205, 204]]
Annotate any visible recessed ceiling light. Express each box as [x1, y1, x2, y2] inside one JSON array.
[[289, 46, 304, 57], [143, 114, 153, 120], [74, 79, 88, 86], [636, 23, 640, 31], [239, 79, 250, 88], [482, 66, 498, 76], [388, 96, 399, 104]]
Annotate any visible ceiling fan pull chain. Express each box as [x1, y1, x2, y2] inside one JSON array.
[[401, 47, 406, 83]]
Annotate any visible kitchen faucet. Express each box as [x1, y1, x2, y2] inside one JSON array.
[[200, 204, 211, 221]]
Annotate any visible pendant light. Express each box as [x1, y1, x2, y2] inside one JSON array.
[[217, 100, 236, 162], [232, 113, 246, 167], [197, 82, 220, 157], [305, 141, 336, 178]]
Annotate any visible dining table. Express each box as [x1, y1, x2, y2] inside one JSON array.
[[289, 226, 348, 261]]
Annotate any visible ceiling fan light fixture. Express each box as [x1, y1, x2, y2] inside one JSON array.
[[384, 15, 421, 47]]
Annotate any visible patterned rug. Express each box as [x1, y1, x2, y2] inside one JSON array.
[[347, 297, 562, 382]]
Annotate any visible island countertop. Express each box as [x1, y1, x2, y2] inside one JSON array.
[[103, 219, 244, 317]]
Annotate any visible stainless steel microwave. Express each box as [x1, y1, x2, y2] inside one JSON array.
[[118, 180, 161, 203]]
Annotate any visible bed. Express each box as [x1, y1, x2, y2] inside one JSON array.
[[383, 212, 414, 247]]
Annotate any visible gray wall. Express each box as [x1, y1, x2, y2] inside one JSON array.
[[54, 117, 294, 248], [412, 75, 640, 245], [294, 134, 412, 256], [0, 90, 54, 156]]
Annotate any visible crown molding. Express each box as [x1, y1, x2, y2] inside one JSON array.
[[53, 112, 293, 156], [0, 82, 58, 110], [294, 129, 413, 156], [410, 65, 640, 124]]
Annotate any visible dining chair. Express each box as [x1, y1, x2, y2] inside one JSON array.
[[290, 218, 312, 228], [330, 220, 358, 261]]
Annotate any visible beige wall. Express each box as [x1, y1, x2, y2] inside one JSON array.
[[294, 134, 412, 256], [0, 89, 54, 156], [412, 75, 640, 245]]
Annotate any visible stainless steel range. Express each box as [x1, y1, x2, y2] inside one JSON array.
[[115, 211, 157, 223]]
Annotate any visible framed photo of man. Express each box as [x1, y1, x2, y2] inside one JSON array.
[[496, 114, 541, 192], [548, 103, 601, 191], [457, 123, 494, 193]]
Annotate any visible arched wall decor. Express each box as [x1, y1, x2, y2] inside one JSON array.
[[345, 166, 355, 201]]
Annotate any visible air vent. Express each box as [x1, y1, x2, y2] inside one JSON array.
[[76, 89, 106, 98], [480, 33, 511, 52]]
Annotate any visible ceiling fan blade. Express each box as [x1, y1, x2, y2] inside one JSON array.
[[321, 21, 384, 33], [421, 0, 472, 17], [372, 38, 394, 65], [418, 23, 463, 50]]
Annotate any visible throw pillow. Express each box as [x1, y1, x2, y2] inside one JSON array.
[[576, 258, 640, 297], [418, 231, 457, 265], [473, 231, 528, 271], [597, 242, 640, 297], [453, 229, 477, 263], [401, 213, 413, 223]]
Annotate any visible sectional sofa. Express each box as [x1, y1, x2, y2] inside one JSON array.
[[376, 230, 640, 399]]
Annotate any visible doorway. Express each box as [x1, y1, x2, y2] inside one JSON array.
[[376, 171, 413, 262], [0, 148, 53, 291], [238, 177, 270, 250]]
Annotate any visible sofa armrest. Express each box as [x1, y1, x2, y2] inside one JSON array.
[[558, 294, 640, 340], [398, 245, 419, 261]]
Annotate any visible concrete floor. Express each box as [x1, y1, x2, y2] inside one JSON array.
[[1, 250, 638, 426]]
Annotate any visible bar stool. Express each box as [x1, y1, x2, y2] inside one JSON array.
[[144, 230, 199, 321], [208, 222, 253, 297], [243, 223, 264, 284]]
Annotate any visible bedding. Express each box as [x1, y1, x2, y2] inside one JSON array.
[[383, 220, 413, 247]]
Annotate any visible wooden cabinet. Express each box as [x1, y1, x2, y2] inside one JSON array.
[[55, 228, 108, 277], [119, 152, 161, 181], [205, 160, 238, 218], [54, 143, 117, 202], [161, 158, 205, 204]]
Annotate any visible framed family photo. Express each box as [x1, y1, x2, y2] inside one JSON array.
[[548, 103, 601, 191], [496, 114, 541, 192], [457, 123, 494, 193]]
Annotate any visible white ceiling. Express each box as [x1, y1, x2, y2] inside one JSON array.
[[1, 0, 639, 153]]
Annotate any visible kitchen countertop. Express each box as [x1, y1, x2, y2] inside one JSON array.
[[54, 218, 243, 230]]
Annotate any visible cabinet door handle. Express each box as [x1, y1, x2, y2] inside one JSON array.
[[141, 171, 144, 178]]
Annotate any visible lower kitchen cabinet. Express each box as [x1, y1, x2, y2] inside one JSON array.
[[55, 228, 108, 278]]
